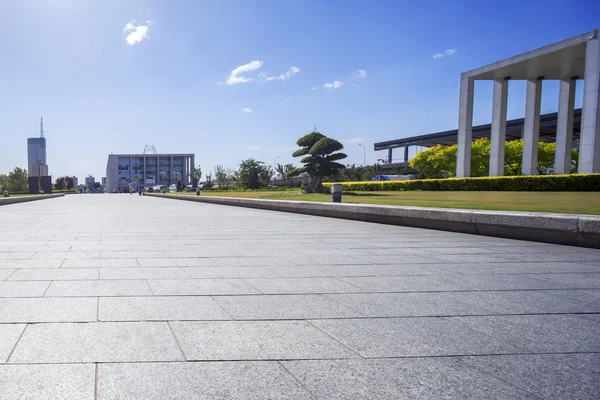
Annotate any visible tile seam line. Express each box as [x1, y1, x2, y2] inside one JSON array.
[[4, 324, 28, 363], [167, 321, 188, 361], [5, 351, 600, 365], [455, 357, 545, 399], [276, 360, 319, 400], [304, 319, 365, 359]]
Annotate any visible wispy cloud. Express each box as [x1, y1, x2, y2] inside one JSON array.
[[433, 49, 457, 59], [310, 87, 317, 91], [264, 146, 301, 152], [354, 69, 367, 78], [242, 108, 253, 113], [264, 66, 300, 82], [323, 81, 344, 89], [221, 60, 264, 85], [340, 137, 364, 145], [123, 21, 152, 45]]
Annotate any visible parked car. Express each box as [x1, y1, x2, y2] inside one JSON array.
[[168, 184, 177, 192], [146, 187, 154, 193]]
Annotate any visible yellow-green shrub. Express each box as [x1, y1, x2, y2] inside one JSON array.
[[323, 174, 600, 192]]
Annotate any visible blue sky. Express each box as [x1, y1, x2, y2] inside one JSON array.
[[1, 0, 599, 180]]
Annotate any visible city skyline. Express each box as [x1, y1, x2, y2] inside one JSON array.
[[1, 0, 599, 180]]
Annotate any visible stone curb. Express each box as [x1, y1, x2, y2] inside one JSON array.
[[0, 193, 65, 207], [146, 194, 600, 249]]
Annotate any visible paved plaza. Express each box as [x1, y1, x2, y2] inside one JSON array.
[[0, 195, 599, 399]]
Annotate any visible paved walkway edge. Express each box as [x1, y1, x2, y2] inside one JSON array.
[[147, 194, 600, 249], [0, 193, 65, 206]]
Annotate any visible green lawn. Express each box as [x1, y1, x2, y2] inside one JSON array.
[[171, 190, 600, 215]]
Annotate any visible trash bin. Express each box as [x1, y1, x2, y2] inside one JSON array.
[[331, 183, 342, 203]]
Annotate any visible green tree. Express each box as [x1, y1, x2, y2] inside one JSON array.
[[275, 163, 296, 185], [55, 177, 67, 190], [409, 138, 577, 178], [5, 167, 28, 192], [409, 144, 456, 178], [288, 131, 347, 192], [188, 165, 202, 188], [470, 138, 491, 177], [504, 140, 524, 176], [237, 159, 272, 189]]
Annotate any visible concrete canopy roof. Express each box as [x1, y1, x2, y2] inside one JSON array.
[[463, 29, 598, 80]]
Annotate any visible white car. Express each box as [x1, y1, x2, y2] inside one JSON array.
[[168, 184, 177, 192]]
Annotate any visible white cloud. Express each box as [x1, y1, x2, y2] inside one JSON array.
[[310, 86, 317, 91], [340, 137, 363, 145], [123, 21, 150, 45], [248, 146, 261, 150], [323, 81, 344, 89], [284, 97, 291, 101], [242, 108, 253, 113], [354, 69, 367, 78], [264, 146, 301, 152], [433, 48, 457, 59], [223, 60, 264, 85], [263, 66, 300, 82]]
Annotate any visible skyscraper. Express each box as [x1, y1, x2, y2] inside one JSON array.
[[27, 117, 48, 178]]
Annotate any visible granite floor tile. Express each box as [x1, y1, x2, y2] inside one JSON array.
[[99, 267, 189, 280], [214, 294, 364, 320], [461, 354, 600, 400], [99, 296, 231, 321], [0, 364, 95, 400], [44, 280, 152, 297], [170, 320, 358, 360], [0, 281, 50, 297], [61, 258, 139, 268], [137, 258, 217, 267], [310, 317, 524, 357], [0, 297, 97, 323], [283, 358, 534, 399], [326, 292, 492, 317], [9, 322, 184, 363], [147, 279, 260, 295], [8, 268, 98, 281], [243, 277, 365, 294], [457, 314, 600, 353], [183, 266, 279, 278], [97, 361, 313, 400], [0, 324, 26, 363], [0, 259, 64, 269]]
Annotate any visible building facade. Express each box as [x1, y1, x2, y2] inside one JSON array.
[[27, 137, 48, 178], [105, 154, 194, 193], [85, 176, 95, 188]]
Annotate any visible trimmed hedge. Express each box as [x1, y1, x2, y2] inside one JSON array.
[[323, 174, 600, 192]]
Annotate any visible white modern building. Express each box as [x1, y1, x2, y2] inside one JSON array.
[[105, 153, 195, 193], [456, 29, 600, 177]]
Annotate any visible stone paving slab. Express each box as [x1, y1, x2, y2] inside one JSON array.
[[282, 358, 534, 399], [0, 194, 599, 398], [9, 322, 185, 363], [0, 363, 95, 400], [97, 362, 313, 400], [170, 320, 359, 360], [0, 297, 97, 323]]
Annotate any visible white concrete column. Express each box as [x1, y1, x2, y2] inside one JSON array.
[[522, 79, 542, 175], [554, 79, 576, 174], [456, 76, 474, 177], [579, 33, 600, 173], [489, 79, 509, 176]]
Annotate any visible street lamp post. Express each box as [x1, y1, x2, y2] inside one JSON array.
[[358, 144, 366, 166]]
